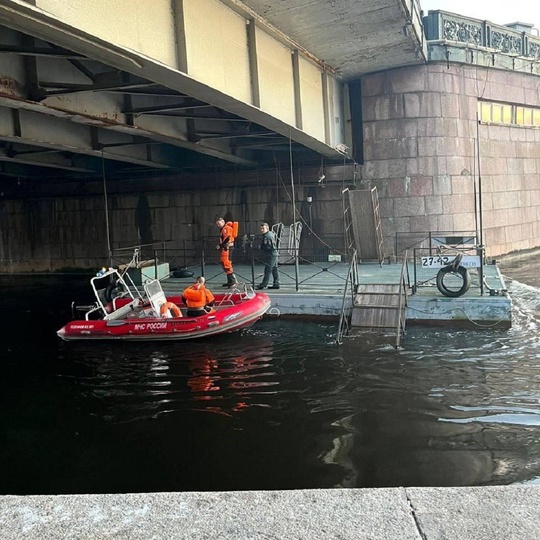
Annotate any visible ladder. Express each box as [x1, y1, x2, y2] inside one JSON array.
[[273, 222, 302, 264], [350, 284, 406, 347], [336, 247, 410, 349]]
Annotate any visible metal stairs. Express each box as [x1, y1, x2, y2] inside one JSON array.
[[350, 283, 407, 347]]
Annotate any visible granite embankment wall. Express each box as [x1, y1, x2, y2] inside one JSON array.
[[361, 63, 540, 257]]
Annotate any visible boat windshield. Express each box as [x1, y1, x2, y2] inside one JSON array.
[[143, 279, 168, 315], [87, 268, 137, 319]]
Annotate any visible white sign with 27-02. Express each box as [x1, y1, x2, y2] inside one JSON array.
[[420, 255, 481, 268]]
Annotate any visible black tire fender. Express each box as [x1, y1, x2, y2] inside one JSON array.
[[436, 265, 471, 298], [172, 268, 195, 279]]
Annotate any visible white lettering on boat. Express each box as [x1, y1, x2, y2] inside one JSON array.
[[70, 324, 95, 329], [134, 322, 168, 331], [224, 312, 241, 323]]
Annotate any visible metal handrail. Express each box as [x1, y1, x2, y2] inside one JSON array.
[[395, 251, 410, 348], [393, 230, 477, 258], [412, 245, 486, 294], [335, 250, 359, 345]]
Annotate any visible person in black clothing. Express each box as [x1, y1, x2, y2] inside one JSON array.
[[256, 222, 280, 290]]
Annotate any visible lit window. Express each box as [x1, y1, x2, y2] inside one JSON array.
[[480, 102, 491, 122], [478, 100, 540, 127]]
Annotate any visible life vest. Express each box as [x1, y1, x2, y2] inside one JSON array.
[[221, 221, 238, 248], [183, 284, 214, 309]]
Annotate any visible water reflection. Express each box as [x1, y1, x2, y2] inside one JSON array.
[[2, 261, 540, 493], [186, 342, 279, 417], [312, 262, 540, 488]]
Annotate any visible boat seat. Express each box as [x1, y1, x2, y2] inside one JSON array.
[[106, 299, 139, 320]]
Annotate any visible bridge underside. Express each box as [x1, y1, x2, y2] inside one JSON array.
[[0, 0, 424, 185]]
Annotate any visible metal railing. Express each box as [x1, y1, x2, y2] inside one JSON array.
[[424, 10, 540, 59], [411, 245, 485, 296], [335, 250, 359, 345], [109, 240, 197, 278], [395, 251, 411, 349], [108, 235, 353, 292], [197, 234, 352, 291], [393, 230, 477, 259]]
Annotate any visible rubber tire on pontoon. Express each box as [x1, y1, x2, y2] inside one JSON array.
[[436, 264, 471, 298]]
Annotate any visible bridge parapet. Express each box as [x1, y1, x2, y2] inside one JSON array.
[[424, 10, 540, 65]]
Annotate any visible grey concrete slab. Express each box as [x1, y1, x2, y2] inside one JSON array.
[[0, 489, 421, 540], [3, 487, 540, 539], [406, 486, 540, 540]]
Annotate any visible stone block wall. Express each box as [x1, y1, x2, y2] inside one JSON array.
[[361, 63, 540, 257], [0, 182, 349, 273]]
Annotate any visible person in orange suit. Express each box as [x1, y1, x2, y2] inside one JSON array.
[[182, 276, 215, 317], [215, 217, 238, 287]]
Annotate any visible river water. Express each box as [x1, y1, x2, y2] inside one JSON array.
[[1, 255, 540, 495]]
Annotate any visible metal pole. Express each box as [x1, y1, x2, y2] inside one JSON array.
[[473, 127, 479, 243], [250, 238, 255, 287], [201, 238, 205, 278], [412, 248, 418, 294], [308, 200, 313, 262], [476, 112, 484, 247], [289, 136, 300, 291], [102, 150, 113, 267]]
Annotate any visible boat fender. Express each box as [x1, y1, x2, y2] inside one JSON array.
[[172, 268, 195, 279], [160, 302, 182, 318]]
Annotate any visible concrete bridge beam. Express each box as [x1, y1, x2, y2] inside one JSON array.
[[0, 0, 347, 164]]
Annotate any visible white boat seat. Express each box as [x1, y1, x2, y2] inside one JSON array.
[[106, 299, 139, 320], [144, 279, 168, 316]]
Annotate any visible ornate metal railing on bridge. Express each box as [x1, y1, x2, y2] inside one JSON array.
[[424, 10, 540, 60]]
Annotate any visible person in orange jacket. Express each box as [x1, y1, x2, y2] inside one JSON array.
[[182, 276, 215, 317], [215, 217, 238, 287]]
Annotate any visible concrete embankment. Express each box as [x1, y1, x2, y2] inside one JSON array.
[[1, 486, 539, 539]]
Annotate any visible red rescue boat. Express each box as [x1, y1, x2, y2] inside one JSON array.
[[57, 269, 271, 342]]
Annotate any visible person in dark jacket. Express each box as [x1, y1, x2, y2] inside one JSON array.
[[256, 222, 280, 290]]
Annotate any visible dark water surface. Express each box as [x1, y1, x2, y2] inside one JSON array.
[[2, 257, 540, 495]]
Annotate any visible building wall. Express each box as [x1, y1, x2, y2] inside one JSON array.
[[361, 63, 540, 257]]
